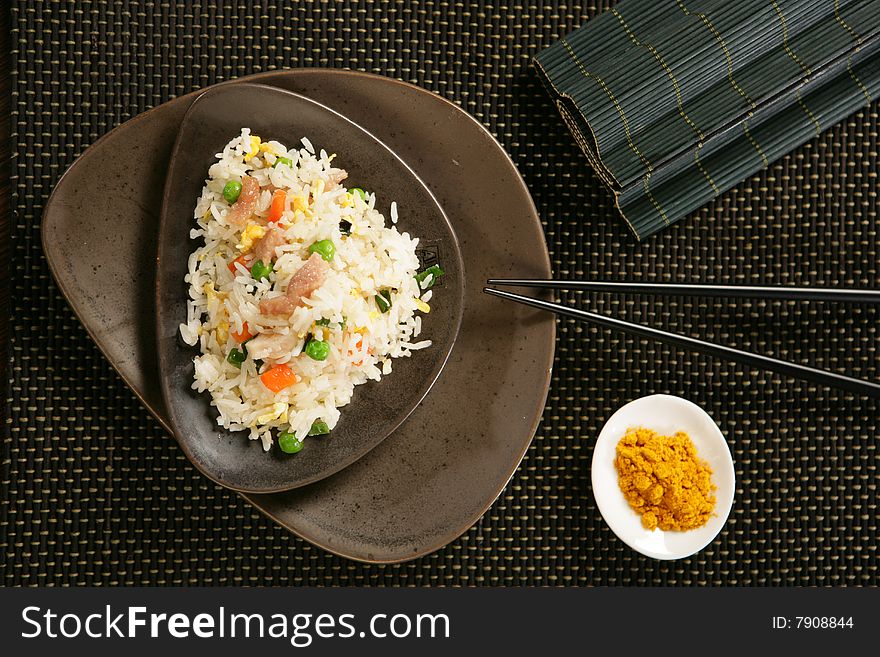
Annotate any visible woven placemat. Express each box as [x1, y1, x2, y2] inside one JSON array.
[[3, 1, 878, 586]]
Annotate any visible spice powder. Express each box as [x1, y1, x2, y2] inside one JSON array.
[[614, 427, 717, 531]]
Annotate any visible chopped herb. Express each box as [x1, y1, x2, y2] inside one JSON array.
[[250, 259, 273, 281], [415, 264, 445, 289], [227, 347, 247, 368], [375, 288, 392, 313]]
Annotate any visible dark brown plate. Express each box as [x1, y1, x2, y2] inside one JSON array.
[[156, 83, 464, 493], [42, 69, 554, 563]]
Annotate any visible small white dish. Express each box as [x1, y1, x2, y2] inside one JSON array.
[[591, 394, 735, 560]]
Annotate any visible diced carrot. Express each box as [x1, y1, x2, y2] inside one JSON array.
[[228, 254, 249, 273], [231, 322, 254, 343], [348, 336, 366, 366], [260, 364, 300, 393], [268, 189, 287, 223]]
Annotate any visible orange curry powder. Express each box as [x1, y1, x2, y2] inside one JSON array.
[[614, 427, 716, 531]]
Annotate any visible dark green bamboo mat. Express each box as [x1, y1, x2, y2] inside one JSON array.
[[3, 1, 878, 586], [536, 0, 880, 239]]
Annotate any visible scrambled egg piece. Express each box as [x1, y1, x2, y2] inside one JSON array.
[[215, 320, 229, 345], [292, 194, 309, 212], [244, 135, 261, 160], [414, 298, 431, 313], [203, 282, 228, 304], [257, 402, 289, 425], [259, 142, 276, 155], [237, 222, 266, 253]]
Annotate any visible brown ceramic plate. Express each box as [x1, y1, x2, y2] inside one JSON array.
[[156, 84, 464, 493], [42, 69, 554, 562]]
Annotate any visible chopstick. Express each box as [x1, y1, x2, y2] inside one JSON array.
[[483, 287, 880, 398], [486, 279, 880, 304]]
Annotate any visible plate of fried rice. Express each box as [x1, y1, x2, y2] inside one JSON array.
[[156, 83, 464, 493]]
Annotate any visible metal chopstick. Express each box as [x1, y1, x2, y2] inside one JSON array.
[[486, 279, 880, 304], [482, 286, 880, 398]]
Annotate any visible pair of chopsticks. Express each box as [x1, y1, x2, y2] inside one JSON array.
[[483, 280, 880, 398]]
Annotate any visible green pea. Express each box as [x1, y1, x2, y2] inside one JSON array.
[[304, 339, 330, 361], [350, 187, 367, 200], [415, 264, 445, 289], [308, 420, 330, 436], [308, 239, 336, 262], [250, 259, 273, 281], [273, 156, 293, 168], [223, 180, 242, 204], [278, 431, 303, 454], [227, 347, 246, 368]]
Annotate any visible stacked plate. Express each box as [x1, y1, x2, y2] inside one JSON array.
[[42, 70, 555, 563]]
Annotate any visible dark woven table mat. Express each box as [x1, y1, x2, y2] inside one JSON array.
[[3, 1, 878, 586]]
